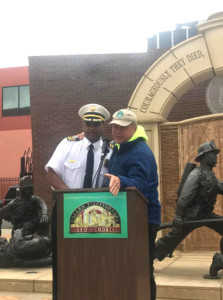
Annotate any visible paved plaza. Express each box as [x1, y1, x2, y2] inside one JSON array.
[[1, 229, 223, 299]]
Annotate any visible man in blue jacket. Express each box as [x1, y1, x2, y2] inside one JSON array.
[[104, 109, 161, 300]]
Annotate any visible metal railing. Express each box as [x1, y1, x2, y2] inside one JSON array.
[[0, 177, 20, 200], [20, 147, 33, 178]]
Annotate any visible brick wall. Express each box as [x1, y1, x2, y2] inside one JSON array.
[[168, 80, 211, 122], [159, 123, 181, 246], [29, 52, 166, 212]]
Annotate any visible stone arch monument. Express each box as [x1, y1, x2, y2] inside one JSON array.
[[127, 12, 223, 250], [127, 12, 223, 173]]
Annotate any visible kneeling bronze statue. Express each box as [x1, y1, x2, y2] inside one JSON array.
[[0, 229, 51, 268], [0, 176, 51, 267], [155, 140, 223, 261], [0, 176, 49, 237]]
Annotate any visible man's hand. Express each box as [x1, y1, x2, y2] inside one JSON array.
[[104, 173, 120, 196], [173, 215, 183, 230], [74, 132, 85, 140]]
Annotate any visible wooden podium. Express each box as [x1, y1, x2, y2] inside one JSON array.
[[55, 187, 150, 300]]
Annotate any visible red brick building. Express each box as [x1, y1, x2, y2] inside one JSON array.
[[0, 67, 32, 197]]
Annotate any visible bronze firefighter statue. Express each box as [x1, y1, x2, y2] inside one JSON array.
[[0, 176, 51, 267], [0, 176, 49, 237], [0, 229, 51, 268], [155, 140, 223, 262]]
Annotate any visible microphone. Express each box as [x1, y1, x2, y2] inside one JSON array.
[[101, 139, 109, 160], [94, 139, 110, 188]]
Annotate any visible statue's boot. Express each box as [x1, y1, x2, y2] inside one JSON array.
[[204, 253, 223, 279], [154, 239, 171, 261], [210, 253, 223, 277], [154, 227, 191, 261], [220, 237, 223, 254]]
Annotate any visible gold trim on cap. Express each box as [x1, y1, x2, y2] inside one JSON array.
[[83, 114, 105, 121]]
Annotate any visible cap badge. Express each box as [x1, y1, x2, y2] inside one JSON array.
[[116, 111, 124, 118], [90, 106, 96, 112]]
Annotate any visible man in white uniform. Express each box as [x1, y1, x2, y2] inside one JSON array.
[[45, 103, 110, 189], [45, 103, 110, 300]]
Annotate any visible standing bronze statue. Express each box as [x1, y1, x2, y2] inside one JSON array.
[[0, 176, 49, 237], [155, 140, 223, 261]]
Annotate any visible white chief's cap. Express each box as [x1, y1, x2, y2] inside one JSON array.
[[109, 109, 137, 126], [78, 104, 110, 122]]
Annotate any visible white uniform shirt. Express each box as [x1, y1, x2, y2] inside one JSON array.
[[45, 137, 110, 188]]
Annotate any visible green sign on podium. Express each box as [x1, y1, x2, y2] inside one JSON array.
[[63, 191, 128, 238]]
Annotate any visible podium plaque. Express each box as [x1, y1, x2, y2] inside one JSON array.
[[63, 191, 128, 238]]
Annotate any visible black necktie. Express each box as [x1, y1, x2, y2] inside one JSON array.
[[83, 144, 94, 188]]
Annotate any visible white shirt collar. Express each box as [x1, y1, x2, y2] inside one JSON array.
[[83, 137, 102, 151]]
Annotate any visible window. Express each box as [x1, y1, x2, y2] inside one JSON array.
[[2, 85, 30, 116], [206, 76, 223, 114]]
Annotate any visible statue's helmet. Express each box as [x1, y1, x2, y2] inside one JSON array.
[[195, 140, 220, 162], [19, 176, 33, 188]]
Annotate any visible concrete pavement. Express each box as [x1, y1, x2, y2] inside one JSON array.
[[155, 250, 223, 300], [1, 228, 223, 299], [0, 291, 52, 300]]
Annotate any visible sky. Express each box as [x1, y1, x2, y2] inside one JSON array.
[[0, 0, 222, 68]]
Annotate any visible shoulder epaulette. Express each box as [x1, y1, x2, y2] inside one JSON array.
[[67, 136, 80, 141]]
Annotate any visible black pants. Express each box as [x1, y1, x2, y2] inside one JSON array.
[[149, 223, 159, 300], [51, 202, 57, 300]]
